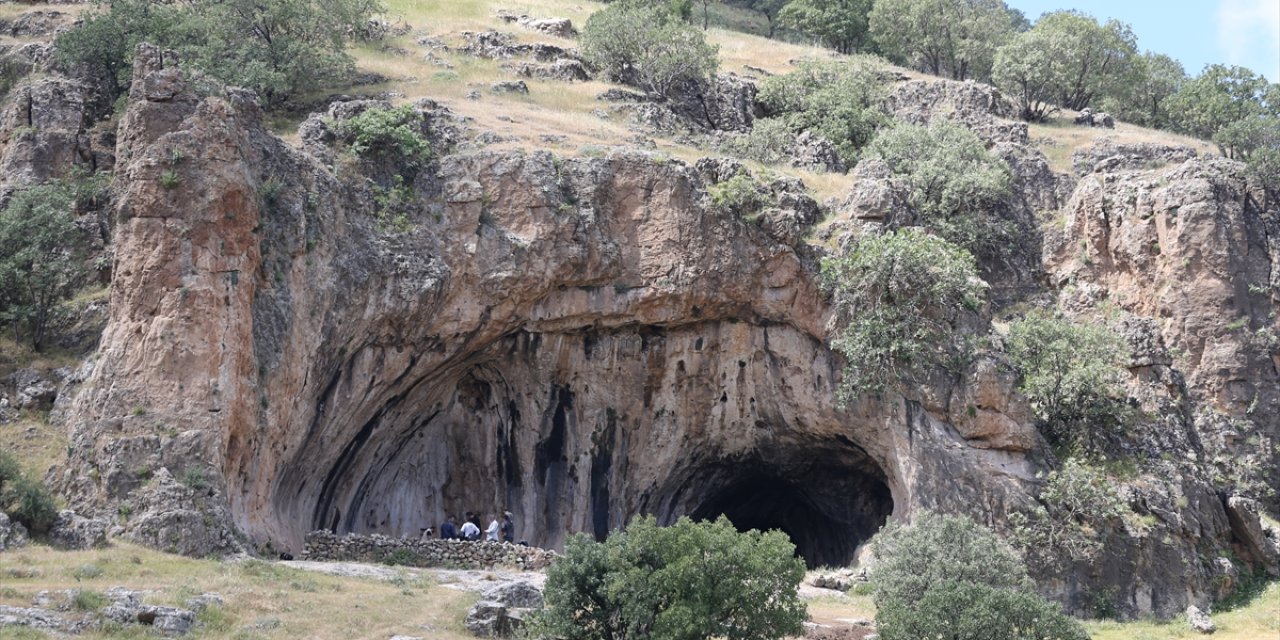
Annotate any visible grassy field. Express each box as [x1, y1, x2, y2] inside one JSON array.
[[0, 542, 480, 640]]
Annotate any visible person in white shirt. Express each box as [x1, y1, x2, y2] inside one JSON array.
[[486, 514, 501, 541], [460, 519, 480, 540]]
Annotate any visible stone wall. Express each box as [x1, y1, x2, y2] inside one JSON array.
[[302, 530, 556, 570]]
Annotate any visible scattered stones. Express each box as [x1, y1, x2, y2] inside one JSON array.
[[1074, 107, 1115, 128], [1069, 141, 1199, 177], [302, 530, 557, 570], [459, 31, 574, 61], [496, 10, 577, 38], [490, 80, 529, 95], [0, 11, 70, 38], [506, 59, 589, 82], [1186, 605, 1215, 633]]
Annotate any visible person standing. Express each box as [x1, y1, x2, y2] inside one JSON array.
[[501, 511, 515, 543], [485, 513, 501, 542], [460, 518, 480, 541], [440, 515, 458, 540]]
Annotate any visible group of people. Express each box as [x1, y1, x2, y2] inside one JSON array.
[[438, 511, 515, 543]]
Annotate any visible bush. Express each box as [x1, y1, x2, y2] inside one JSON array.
[[0, 451, 59, 535], [0, 172, 105, 351], [1006, 310, 1130, 456], [581, 0, 719, 100], [334, 104, 432, 171], [56, 0, 382, 108], [821, 228, 984, 402], [718, 117, 796, 165], [708, 173, 771, 217], [756, 57, 888, 164], [863, 120, 1013, 260], [527, 515, 806, 640], [870, 511, 1087, 640], [1009, 459, 1127, 570]]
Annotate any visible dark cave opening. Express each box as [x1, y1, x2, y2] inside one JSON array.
[[689, 458, 893, 569]]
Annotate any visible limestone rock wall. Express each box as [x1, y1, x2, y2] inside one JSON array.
[[46, 46, 1277, 619]]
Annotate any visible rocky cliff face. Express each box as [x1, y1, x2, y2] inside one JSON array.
[[38, 46, 1279, 620]]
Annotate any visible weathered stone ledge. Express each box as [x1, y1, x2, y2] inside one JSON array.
[[301, 530, 556, 570]]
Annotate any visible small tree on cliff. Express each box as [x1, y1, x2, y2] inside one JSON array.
[[526, 516, 806, 640], [870, 511, 1088, 640], [821, 228, 984, 403], [0, 174, 105, 351]]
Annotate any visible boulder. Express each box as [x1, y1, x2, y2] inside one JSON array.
[[0, 511, 29, 552], [480, 581, 544, 609], [464, 600, 526, 638], [490, 81, 529, 95], [1186, 605, 1215, 634], [1224, 496, 1280, 576], [47, 510, 108, 550]]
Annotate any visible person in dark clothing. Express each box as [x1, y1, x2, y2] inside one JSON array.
[[440, 515, 458, 540], [501, 511, 515, 543]]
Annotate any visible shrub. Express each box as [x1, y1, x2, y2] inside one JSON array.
[[334, 105, 432, 172], [580, 0, 719, 100], [718, 117, 795, 165], [708, 173, 771, 217], [1006, 310, 1130, 457], [869, 511, 1087, 640], [56, 0, 382, 109], [0, 452, 60, 535], [863, 119, 1013, 260], [821, 228, 984, 402], [757, 57, 889, 164], [1009, 459, 1128, 570], [527, 515, 806, 640], [0, 173, 104, 351]]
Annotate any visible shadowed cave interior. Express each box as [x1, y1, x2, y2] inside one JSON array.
[[272, 327, 895, 568]]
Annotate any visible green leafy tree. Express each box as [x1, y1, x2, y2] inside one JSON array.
[[0, 174, 106, 351], [821, 228, 984, 402], [1215, 114, 1280, 195], [527, 515, 806, 640], [581, 0, 720, 99], [1009, 459, 1128, 571], [1099, 52, 1186, 129], [863, 120, 1013, 258], [778, 0, 874, 54], [993, 10, 1137, 120], [1165, 64, 1279, 154], [870, 511, 1087, 640], [56, 0, 381, 109], [756, 57, 889, 163], [743, 0, 788, 38], [1006, 310, 1130, 456], [868, 0, 1014, 81]]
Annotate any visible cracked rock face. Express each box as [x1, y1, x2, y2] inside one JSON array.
[[49, 45, 1276, 619], [56, 46, 1043, 573]]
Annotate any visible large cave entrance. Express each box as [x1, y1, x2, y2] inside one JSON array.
[[685, 449, 893, 569]]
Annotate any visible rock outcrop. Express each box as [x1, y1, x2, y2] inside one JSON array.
[[43, 44, 1279, 623]]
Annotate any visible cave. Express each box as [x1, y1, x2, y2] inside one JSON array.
[[686, 453, 893, 569], [253, 323, 901, 559]]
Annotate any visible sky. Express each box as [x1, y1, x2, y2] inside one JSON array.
[[1004, 0, 1280, 81]]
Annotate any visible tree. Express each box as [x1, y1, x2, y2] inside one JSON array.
[[527, 516, 806, 640], [0, 173, 106, 351], [869, 511, 1088, 640], [993, 10, 1137, 119], [56, 0, 382, 108], [1009, 459, 1128, 572], [863, 120, 1013, 259], [581, 0, 719, 99], [869, 0, 1014, 82], [1165, 64, 1279, 154], [743, 0, 787, 38], [1215, 114, 1280, 201], [778, 0, 874, 54], [1006, 310, 1130, 457], [756, 57, 890, 163], [821, 228, 984, 402], [1100, 52, 1186, 129]]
